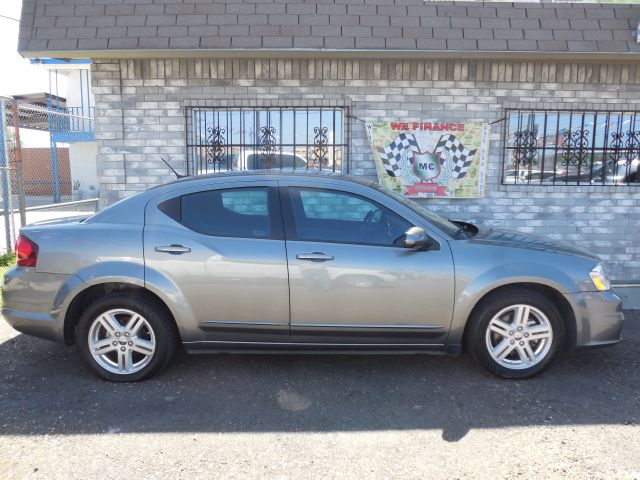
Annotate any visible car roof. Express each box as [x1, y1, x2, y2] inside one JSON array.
[[157, 170, 375, 189]]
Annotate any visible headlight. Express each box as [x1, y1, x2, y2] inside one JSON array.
[[589, 264, 611, 292]]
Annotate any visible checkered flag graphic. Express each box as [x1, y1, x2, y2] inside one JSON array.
[[434, 135, 477, 179], [377, 133, 420, 177]]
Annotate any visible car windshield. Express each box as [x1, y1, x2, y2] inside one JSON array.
[[372, 183, 462, 238]]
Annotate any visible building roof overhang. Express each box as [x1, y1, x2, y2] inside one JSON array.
[[19, 48, 640, 63]]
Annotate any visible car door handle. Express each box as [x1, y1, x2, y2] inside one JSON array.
[[296, 252, 334, 262], [154, 244, 191, 254]]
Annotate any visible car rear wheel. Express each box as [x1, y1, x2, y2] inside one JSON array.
[[75, 293, 177, 382], [466, 288, 565, 379]]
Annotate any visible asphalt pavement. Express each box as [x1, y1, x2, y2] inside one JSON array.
[[0, 310, 638, 479]]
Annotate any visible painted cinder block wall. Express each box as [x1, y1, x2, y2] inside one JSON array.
[[91, 57, 640, 282]]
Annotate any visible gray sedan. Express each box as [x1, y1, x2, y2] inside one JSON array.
[[2, 173, 624, 381]]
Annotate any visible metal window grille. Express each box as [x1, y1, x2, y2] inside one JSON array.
[[185, 106, 349, 175], [503, 109, 640, 186]]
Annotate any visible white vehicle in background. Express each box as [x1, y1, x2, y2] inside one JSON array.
[[235, 150, 309, 170], [503, 169, 527, 184], [201, 150, 337, 173], [506, 160, 639, 185], [579, 158, 640, 185], [601, 158, 639, 184], [504, 169, 552, 184]]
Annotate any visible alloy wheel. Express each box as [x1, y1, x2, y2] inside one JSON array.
[[88, 308, 156, 375], [485, 304, 553, 370]]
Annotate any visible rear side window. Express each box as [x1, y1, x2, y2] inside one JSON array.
[[159, 187, 276, 239], [220, 189, 269, 216]]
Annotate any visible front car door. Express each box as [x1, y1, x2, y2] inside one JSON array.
[[144, 180, 290, 346], [279, 179, 455, 347]]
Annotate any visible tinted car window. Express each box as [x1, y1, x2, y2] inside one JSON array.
[[221, 189, 269, 215], [165, 187, 273, 239], [288, 187, 411, 246]]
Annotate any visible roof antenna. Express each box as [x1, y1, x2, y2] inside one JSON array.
[[160, 157, 187, 179]]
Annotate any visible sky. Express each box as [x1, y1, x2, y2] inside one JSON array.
[[1, 0, 56, 146], [0, 0, 52, 97]]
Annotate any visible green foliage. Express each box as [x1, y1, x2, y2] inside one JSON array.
[[0, 252, 15, 308], [0, 251, 15, 268]]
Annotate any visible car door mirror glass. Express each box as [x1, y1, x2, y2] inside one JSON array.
[[401, 227, 437, 250]]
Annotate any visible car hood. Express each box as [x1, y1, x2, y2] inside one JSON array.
[[467, 228, 599, 260]]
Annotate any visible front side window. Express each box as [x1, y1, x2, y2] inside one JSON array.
[[162, 187, 274, 239], [504, 109, 640, 186], [287, 187, 412, 247]]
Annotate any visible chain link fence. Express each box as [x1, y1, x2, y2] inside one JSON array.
[[1, 96, 99, 253]]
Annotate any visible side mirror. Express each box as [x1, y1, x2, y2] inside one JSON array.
[[401, 227, 438, 251]]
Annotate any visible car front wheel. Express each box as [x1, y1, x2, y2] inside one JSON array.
[[75, 293, 177, 382], [467, 288, 565, 379]]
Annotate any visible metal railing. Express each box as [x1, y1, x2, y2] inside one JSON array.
[[49, 106, 94, 134]]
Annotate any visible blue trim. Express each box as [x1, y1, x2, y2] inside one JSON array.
[[30, 58, 92, 65], [51, 132, 96, 143]]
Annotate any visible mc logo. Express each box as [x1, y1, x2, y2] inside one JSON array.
[[412, 152, 440, 180]]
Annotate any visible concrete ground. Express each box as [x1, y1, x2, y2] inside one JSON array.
[[615, 287, 640, 310], [0, 310, 638, 479]]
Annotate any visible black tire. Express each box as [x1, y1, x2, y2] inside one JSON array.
[[75, 292, 177, 382], [466, 288, 565, 379]]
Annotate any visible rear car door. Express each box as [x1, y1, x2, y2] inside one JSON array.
[[280, 180, 455, 346], [144, 180, 290, 345]]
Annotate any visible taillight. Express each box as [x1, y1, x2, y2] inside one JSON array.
[[15, 234, 38, 267]]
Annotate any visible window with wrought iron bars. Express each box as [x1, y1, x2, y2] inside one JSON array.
[[503, 109, 640, 186], [185, 106, 349, 176]]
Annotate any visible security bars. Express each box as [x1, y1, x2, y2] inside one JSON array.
[[185, 106, 348, 175], [503, 109, 640, 186]]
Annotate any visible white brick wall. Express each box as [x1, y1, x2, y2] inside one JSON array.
[[92, 57, 640, 281]]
